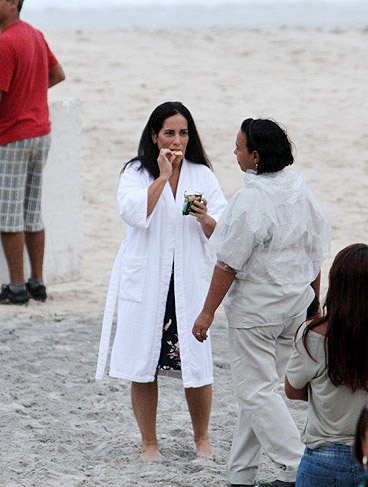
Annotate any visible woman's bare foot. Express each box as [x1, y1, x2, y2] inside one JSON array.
[[140, 443, 162, 461], [195, 438, 213, 458]]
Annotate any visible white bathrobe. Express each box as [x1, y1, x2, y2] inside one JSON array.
[[95, 159, 227, 388]]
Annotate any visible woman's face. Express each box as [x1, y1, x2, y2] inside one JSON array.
[[234, 130, 258, 172], [154, 114, 189, 159]]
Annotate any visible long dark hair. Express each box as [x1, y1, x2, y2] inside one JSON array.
[[354, 403, 368, 464], [240, 118, 294, 174], [302, 243, 368, 392], [124, 101, 212, 179]]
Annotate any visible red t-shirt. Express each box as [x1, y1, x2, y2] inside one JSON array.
[[0, 21, 58, 145]]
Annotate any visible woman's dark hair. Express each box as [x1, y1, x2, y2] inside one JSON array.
[[18, 0, 24, 12], [124, 101, 212, 178], [302, 243, 368, 392], [354, 403, 368, 464], [240, 118, 294, 174]]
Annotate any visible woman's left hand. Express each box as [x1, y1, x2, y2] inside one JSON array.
[[189, 197, 216, 238], [189, 197, 208, 224], [192, 310, 214, 342]]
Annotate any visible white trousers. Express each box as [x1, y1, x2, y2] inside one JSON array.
[[226, 312, 305, 485]]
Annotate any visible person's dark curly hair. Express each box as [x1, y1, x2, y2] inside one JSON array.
[[240, 118, 294, 174]]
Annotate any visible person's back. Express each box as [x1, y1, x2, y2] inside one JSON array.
[[213, 166, 330, 330], [0, 20, 57, 144], [286, 243, 368, 487], [289, 324, 368, 449], [234, 167, 328, 285]]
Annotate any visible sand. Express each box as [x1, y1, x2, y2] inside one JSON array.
[[1, 25, 368, 486]]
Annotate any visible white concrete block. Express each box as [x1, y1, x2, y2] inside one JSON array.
[[0, 99, 83, 285]]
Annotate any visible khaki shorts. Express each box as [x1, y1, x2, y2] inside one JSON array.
[[0, 135, 51, 232]]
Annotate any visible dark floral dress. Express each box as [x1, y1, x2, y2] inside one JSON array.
[[157, 271, 181, 376]]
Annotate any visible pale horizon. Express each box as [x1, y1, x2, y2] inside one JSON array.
[[24, 0, 366, 9]]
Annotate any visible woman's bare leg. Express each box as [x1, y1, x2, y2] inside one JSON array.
[[185, 384, 213, 456], [131, 379, 162, 460]]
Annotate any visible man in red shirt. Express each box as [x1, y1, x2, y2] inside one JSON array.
[[0, 0, 65, 304]]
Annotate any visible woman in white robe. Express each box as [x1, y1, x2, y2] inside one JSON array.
[[96, 102, 227, 460]]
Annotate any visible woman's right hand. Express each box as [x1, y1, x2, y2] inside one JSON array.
[[148, 149, 179, 217], [157, 148, 175, 180], [192, 310, 214, 342]]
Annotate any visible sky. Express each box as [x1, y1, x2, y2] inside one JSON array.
[[24, 0, 362, 8], [21, 0, 367, 29]]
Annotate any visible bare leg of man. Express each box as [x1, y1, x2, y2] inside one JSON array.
[[1, 232, 25, 283], [185, 384, 213, 457], [25, 229, 45, 281], [131, 379, 162, 460]]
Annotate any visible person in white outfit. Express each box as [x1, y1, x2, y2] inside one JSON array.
[[95, 102, 227, 460], [192, 118, 331, 487]]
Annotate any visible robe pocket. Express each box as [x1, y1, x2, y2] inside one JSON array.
[[119, 255, 147, 302]]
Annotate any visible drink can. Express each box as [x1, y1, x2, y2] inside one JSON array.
[[182, 192, 203, 215]]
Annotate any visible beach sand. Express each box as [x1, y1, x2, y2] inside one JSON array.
[[1, 26, 368, 486]]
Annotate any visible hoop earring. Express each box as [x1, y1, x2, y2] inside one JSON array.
[[363, 456, 368, 471]]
